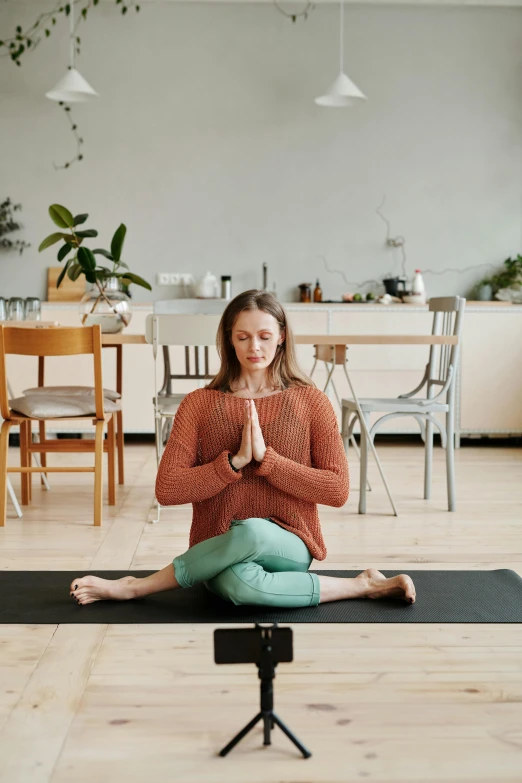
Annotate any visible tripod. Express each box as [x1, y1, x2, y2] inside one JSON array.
[[218, 627, 311, 759]]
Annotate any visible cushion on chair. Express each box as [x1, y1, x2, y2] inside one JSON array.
[[9, 394, 121, 418], [23, 385, 121, 401]]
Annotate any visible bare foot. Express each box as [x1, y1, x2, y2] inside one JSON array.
[[356, 568, 416, 604], [70, 575, 137, 605]]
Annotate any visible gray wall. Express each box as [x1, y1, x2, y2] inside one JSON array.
[[1, 1, 522, 302]]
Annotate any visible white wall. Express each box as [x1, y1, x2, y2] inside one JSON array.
[[1, 1, 522, 303]]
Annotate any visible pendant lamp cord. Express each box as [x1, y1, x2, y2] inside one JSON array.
[[69, 0, 75, 70], [339, 0, 344, 74]]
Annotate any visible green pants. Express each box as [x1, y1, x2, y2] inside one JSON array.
[[172, 517, 321, 608]]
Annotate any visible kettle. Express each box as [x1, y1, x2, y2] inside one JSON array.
[[195, 271, 219, 298], [383, 277, 407, 297]]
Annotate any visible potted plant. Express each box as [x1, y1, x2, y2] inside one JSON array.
[[476, 278, 493, 301], [39, 204, 151, 332], [475, 256, 522, 302]]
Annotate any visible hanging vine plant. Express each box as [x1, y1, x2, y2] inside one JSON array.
[[0, 0, 141, 170], [0, 0, 141, 67]]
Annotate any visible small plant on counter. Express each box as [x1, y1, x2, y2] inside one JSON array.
[[0, 198, 31, 254], [479, 255, 522, 296], [39, 203, 151, 329]]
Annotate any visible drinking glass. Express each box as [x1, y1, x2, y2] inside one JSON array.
[[0, 297, 6, 321], [7, 297, 25, 321], [24, 297, 41, 321]]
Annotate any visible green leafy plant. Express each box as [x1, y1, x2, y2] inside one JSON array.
[[0, 198, 31, 254], [0, 0, 140, 67], [480, 255, 522, 294], [38, 204, 151, 322]]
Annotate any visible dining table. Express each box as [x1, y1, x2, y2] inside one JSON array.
[[102, 332, 457, 517]]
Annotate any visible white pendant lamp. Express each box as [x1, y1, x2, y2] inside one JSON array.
[[315, 0, 366, 108], [46, 1, 98, 102]]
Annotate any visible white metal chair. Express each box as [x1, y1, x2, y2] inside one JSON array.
[[341, 296, 465, 513], [144, 313, 220, 522]]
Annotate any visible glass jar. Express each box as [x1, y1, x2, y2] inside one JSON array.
[[24, 297, 41, 320], [79, 277, 132, 333], [7, 297, 25, 321], [298, 283, 312, 303]]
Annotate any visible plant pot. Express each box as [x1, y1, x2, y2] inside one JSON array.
[[79, 277, 132, 333], [476, 283, 493, 301]]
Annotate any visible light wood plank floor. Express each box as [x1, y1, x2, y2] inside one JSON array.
[[0, 441, 521, 782]]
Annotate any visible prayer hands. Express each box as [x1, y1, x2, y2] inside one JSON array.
[[231, 400, 266, 470]]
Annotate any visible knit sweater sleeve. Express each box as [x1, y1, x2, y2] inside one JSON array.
[[254, 391, 349, 507], [155, 395, 243, 505]]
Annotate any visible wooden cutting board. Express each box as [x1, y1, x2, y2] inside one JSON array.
[[47, 266, 86, 301]]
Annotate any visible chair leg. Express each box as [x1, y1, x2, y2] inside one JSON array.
[[154, 414, 163, 467], [0, 420, 12, 526], [107, 416, 116, 506], [38, 421, 47, 485], [26, 422, 33, 502], [19, 421, 30, 506], [424, 416, 434, 500], [7, 479, 23, 519], [116, 409, 124, 485], [446, 407, 456, 512], [93, 420, 104, 526], [358, 412, 371, 515]]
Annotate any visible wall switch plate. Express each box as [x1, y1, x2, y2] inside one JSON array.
[[155, 273, 196, 286]]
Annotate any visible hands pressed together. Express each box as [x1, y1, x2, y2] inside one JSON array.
[[230, 399, 267, 470]]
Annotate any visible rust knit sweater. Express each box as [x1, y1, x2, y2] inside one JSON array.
[[155, 385, 349, 561]]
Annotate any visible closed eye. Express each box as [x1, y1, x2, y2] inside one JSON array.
[[239, 337, 270, 341]]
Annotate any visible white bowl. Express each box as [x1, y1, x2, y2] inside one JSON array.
[[402, 293, 426, 305]]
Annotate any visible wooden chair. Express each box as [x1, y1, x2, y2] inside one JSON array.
[[0, 325, 119, 526], [22, 350, 125, 486]]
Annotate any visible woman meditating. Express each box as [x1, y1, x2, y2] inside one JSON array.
[[70, 290, 415, 607]]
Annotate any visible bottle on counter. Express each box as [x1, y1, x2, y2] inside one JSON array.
[[221, 275, 232, 300], [313, 279, 322, 302], [412, 269, 426, 303]]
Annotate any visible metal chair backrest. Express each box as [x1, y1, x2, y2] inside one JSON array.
[[0, 324, 104, 420], [145, 313, 220, 397], [426, 296, 466, 400]]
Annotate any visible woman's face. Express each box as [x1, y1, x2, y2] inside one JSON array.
[[230, 309, 285, 373]]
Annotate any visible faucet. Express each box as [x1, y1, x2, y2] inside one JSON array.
[[262, 262, 268, 291]]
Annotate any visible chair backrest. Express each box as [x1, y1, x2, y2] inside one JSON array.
[[145, 314, 221, 396], [427, 296, 466, 399], [0, 324, 104, 420]]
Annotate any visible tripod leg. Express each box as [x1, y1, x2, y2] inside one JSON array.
[[263, 712, 271, 746], [218, 712, 263, 757], [271, 712, 312, 759]]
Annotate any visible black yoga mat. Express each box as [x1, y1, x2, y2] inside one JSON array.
[[1, 569, 521, 624]]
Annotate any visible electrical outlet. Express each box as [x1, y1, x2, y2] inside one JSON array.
[[155, 272, 195, 286], [155, 272, 171, 286]]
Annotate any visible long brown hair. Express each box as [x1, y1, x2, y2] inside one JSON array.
[[206, 290, 316, 393]]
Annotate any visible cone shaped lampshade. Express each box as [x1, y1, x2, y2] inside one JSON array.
[[46, 67, 98, 103], [315, 0, 367, 108], [315, 71, 367, 107]]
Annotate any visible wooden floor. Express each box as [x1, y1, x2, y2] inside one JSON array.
[[0, 441, 521, 782]]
